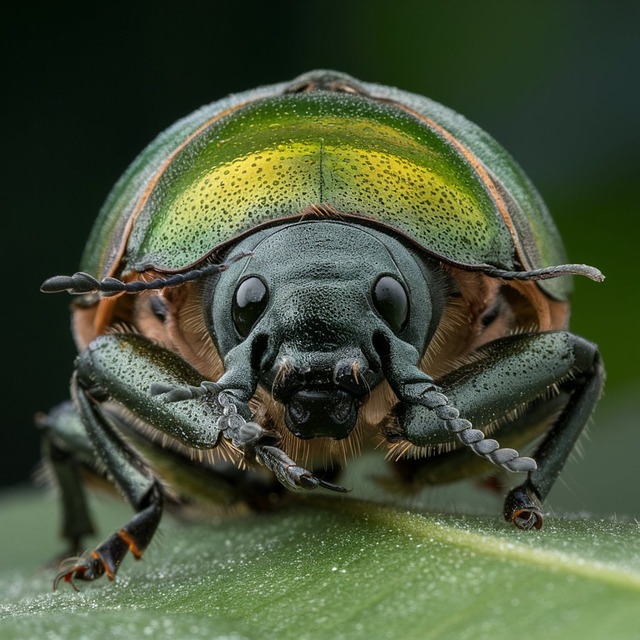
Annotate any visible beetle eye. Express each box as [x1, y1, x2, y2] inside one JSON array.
[[372, 276, 408, 333], [232, 276, 269, 337]]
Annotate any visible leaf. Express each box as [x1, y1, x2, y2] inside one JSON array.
[[1, 488, 639, 640]]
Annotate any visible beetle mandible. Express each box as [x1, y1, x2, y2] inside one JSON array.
[[40, 70, 604, 589]]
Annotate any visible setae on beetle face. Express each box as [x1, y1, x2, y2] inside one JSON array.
[[206, 219, 449, 440]]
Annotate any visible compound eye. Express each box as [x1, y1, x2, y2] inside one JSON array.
[[232, 276, 268, 337], [372, 275, 408, 333]]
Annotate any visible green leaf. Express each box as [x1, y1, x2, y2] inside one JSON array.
[[1, 488, 639, 640]]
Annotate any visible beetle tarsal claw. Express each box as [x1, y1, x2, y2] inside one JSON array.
[[504, 485, 544, 529], [317, 478, 351, 493], [256, 445, 350, 493]]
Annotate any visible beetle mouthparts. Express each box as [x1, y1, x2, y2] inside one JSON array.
[[285, 389, 360, 440]]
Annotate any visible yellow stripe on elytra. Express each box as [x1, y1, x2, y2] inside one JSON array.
[[140, 131, 496, 266]]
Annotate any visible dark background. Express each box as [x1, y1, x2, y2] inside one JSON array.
[[3, 2, 638, 515]]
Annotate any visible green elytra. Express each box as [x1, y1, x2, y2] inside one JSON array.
[[82, 70, 570, 300]]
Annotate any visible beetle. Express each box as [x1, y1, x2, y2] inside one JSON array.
[[40, 69, 604, 590]]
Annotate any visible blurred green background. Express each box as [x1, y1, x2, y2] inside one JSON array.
[[3, 2, 638, 517]]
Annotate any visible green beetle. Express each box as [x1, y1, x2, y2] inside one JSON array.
[[40, 70, 604, 590]]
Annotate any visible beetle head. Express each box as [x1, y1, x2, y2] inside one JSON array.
[[206, 221, 448, 440]]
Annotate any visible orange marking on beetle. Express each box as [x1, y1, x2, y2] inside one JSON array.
[[90, 551, 115, 580], [118, 529, 144, 559], [93, 296, 121, 337]]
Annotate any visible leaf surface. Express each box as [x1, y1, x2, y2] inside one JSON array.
[[1, 489, 639, 640]]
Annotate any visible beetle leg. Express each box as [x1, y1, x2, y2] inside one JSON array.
[[77, 333, 344, 505], [53, 373, 163, 590], [150, 387, 349, 493], [36, 401, 98, 555], [504, 334, 604, 529], [387, 331, 603, 530], [50, 333, 226, 589]]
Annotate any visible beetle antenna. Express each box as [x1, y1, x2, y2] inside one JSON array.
[[483, 263, 604, 283], [41, 252, 252, 297], [417, 388, 537, 473], [380, 334, 536, 473]]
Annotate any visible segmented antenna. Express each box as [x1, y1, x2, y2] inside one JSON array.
[[484, 263, 604, 283], [419, 389, 537, 473], [40, 252, 251, 297]]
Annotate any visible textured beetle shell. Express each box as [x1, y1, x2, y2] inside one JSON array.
[[80, 70, 570, 302]]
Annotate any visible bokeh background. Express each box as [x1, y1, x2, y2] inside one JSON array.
[[3, 2, 638, 517]]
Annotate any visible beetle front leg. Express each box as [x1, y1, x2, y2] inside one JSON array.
[[148, 387, 349, 494], [386, 332, 603, 530], [71, 332, 345, 531], [145, 337, 350, 493]]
